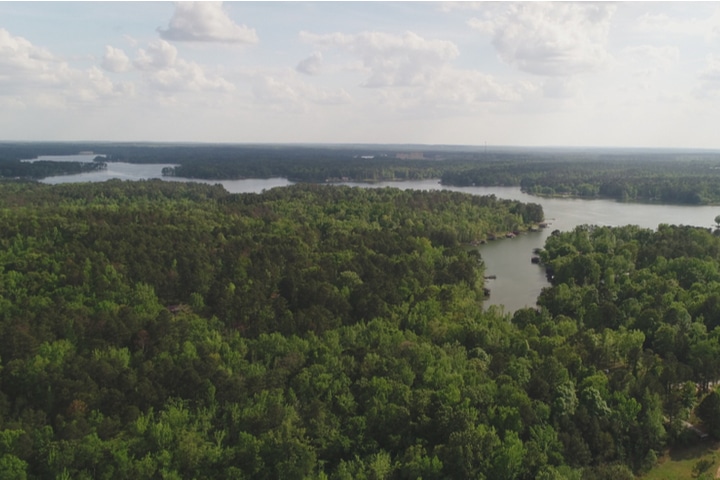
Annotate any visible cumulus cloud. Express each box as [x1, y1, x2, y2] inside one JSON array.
[[296, 28, 535, 112], [394, 69, 538, 112], [149, 62, 233, 93], [132, 39, 233, 93], [101, 46, 131, 73], [299, 30, 459, 87], [0, 28, 56, 79], [296, 52, 323, 75], [252, 72, 351, 111], [158, 2, 258, 44], [470, 2, 616, 77], [0, 28, 127, 106], [134, 39, 178, 71]]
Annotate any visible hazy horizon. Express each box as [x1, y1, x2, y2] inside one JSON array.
[[5, 141, 720, 155]]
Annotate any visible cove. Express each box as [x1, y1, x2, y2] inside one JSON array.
[[39, 166, 720, 313], [337, 180, 720, 312]]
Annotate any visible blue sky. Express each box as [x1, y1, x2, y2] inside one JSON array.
[[2, 1, 720, 148]]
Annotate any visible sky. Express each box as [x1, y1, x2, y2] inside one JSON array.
[[2, 1, 720, 148]]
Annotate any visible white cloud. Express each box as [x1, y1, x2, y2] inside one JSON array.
[[471, 2, 616, 77], [253, 76, 296, 103], [542, 77, 583, 99], [439, 2, 490, 13], [695, 54, 720, 98], [148, 61, 233, 93], [300, 30, 459, 87], [296, 52, 323, 75], [0, 28, 56, 80], [132, 39, 233, 93], [0, 28, 127, 107], [419, 69, 537, 108], [296, 28, 536, 114], [158, 2, 258, 44], [134, 39, 178, 71], [101, 46, 131, 73], [252, 72, 351, 111]]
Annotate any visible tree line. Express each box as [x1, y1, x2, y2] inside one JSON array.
[[6, 143, 720, 205]]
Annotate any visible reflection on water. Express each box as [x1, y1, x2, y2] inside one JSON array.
[[23, 153, 106, 163], [39, 164, 720, 312], [39, 162, 294, 193], [41, 162, 175, 183]]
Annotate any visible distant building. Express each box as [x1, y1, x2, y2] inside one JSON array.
[[396, 152, 424, 160]]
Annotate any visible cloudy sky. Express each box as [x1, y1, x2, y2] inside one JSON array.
[[1, 1, 720, 148]]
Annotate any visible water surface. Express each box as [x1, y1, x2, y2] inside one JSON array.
[[38, 163, 720, 312]]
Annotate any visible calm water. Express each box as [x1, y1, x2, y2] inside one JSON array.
[[39, 162, 295, 192], [23, 153, 106, 163], [41, 162, 176, 183], [37, 163, 720, 312]]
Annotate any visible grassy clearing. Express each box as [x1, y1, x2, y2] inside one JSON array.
[[643, 441, 720, 480]]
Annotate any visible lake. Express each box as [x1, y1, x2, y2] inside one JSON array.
[[22, 153, 106, 163], [36, 161, 720, 313], [338, 181, 720, 312]]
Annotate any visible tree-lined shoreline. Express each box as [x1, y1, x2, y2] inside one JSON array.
[[5, 143, 720, 205]]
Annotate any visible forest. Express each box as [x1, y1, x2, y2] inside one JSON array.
[[0, 179, 551, 479], [5, 142, 720, 204], [0, 159, 105, 180], [5, 147, 720, 478], [2, 178, 720, 478]]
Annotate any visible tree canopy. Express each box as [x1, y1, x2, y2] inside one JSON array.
[[2, 177, 720, 478]]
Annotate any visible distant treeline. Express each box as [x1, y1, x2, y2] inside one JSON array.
[[441, 153, 720, 205], [4, 142, 720, 204], [0, 143, 110, 178], [0, 159, 105, 179]]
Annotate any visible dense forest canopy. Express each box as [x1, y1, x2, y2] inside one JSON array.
[[0, 179, 551, 479], [1, 178, 720, 478], [4, 142, 720, 204]]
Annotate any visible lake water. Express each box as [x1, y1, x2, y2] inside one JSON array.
[[36, 161, 720, 313], [23, 153, 106, 163], [39, 161, 296, 192], [337, 181, 720, 312]]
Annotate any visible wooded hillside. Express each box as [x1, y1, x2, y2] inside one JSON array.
[[0, 180, 550, 479]]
